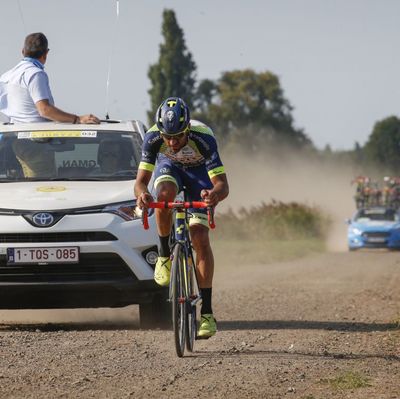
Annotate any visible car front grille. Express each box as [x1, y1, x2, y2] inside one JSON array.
[[0, 232, 117, 243], [0, 253, 137, 282], [362, 232, 390, 239]]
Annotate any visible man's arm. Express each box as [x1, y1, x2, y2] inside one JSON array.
[[134, 169, 154, 208], [201, 173, 229, 206], [35, 100, 99, 124]]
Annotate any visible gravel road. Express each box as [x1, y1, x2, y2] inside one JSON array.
[[0, 250, 399, 398]]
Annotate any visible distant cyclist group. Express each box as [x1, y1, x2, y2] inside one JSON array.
[[352, 176, 400, 209]]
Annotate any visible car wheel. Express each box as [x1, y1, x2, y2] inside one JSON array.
[[348, 247, 357, 252], [139, 289, 172, 329]]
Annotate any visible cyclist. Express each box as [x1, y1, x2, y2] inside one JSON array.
[[134, 97, 229, 338]]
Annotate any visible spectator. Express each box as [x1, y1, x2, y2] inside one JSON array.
[[0, 32, 99, 124]]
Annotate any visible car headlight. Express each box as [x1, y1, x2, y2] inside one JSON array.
[[102, 201, 141, 221], [351, 227, 362, 235]]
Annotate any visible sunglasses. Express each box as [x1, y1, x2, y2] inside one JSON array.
[[161, 132, 187, 140], [160, 125, 190, 140]]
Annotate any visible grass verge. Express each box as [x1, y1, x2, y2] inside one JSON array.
[[392, 315, 400, 328], [212, 201, 330, 265], [321, 371, 371, 390], [214, 201, 331, 241]]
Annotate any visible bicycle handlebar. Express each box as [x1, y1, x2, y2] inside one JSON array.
[[141, 201, 215, 230]]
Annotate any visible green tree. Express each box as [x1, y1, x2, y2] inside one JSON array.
[[353, 141, 364, 163], [193, 69, 311, 148], [364, 116, 400, 170], [147, 9, 197, 125]]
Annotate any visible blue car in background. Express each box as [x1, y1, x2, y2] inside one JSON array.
[[347, 207, 400, 250]]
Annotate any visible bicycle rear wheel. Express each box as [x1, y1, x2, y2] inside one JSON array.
[[171, 243, 186, 357]]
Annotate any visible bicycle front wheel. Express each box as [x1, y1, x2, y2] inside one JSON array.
[[185, 252, 197, 352], [171, 243, 186, 357]]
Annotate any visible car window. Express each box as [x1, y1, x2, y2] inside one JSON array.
[[355, 209, 398, 222], [0, 130, 141, 181]]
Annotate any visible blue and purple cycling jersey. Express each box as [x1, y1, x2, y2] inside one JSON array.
[[138, 120, 225, 226]]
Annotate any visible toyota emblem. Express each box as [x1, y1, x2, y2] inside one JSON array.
[[32, 212, 55, 227]]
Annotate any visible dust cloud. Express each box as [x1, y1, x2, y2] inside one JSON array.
[[219, 149, 357, 252], [0, 148, 357, 325]]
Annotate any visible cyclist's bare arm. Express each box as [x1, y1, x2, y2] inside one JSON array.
[[201, 173, 229, 207], [134, 169, 153, 208]]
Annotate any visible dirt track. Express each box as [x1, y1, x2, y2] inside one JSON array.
[[0, 250, 399, 398]]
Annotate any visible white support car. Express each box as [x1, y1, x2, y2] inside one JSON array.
[[0, 120, 169, 327]]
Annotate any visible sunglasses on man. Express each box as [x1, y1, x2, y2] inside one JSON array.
[[160, 125, 190, 141]]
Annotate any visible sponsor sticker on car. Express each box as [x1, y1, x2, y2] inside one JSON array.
[[17, 131, 97, 139]]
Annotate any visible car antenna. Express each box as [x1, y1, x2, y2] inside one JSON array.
[[17, 0, 27, 35], [105, 0, 120, 119]]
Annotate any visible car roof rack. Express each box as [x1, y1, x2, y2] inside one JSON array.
[[100, 119, 121, 124]]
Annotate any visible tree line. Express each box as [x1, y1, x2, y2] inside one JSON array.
[[147, 9, 397, 169]]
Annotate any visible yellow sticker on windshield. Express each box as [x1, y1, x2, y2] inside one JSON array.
[[17, 131, 97, 139], [36, 186, 67, 192]]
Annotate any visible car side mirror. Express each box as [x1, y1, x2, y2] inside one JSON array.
[[345, 218, 351, 225]]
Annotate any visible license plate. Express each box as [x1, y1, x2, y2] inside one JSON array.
[[7, 247, 79, 264], [367, 237, 386, 243]]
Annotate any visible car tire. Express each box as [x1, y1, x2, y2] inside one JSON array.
[[348, 247, 357, 252], [139, 289, 172, 329]]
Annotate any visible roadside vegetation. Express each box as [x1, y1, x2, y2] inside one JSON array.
[[212, 201, 331, 265], [321, 371, 371, 390]]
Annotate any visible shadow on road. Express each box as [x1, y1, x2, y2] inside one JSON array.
[[218, 319, 399, 332], [192, 348, 400, 362], [1, 319, 398, 333], [0, 321, 142, 332]]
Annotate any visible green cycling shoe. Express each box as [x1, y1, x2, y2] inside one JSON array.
[[154, 256, 171, 287], [198, 313, 217, 338]]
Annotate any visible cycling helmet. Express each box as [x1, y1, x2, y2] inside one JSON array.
[[156, 97, 190, 135]]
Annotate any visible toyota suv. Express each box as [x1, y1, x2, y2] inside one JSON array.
[[0, 120, 169, 327]]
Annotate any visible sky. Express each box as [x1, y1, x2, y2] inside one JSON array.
[[1, 0, 399, 150]]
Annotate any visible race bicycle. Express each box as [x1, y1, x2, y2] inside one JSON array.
[[142, 200, 215, 357]]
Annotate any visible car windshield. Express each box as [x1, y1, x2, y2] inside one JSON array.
[[355, 209, 398, 222], [0, 129, 142, 181]]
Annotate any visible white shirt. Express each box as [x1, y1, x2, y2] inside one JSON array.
[[0, 59, 54, 123]]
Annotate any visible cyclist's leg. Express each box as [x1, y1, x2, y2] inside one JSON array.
[[153, 160, 183, 286], [154, 159, 183, 231], [183, 165, 213, 283], [190, 223, 217, 337], [189, 224, 213, 288], [184, 166, 217, 337]]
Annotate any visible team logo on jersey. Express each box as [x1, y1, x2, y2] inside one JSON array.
[[149, 135, 161, 144]]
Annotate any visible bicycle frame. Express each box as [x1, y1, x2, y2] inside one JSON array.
[[171, 207, 201, 308]]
